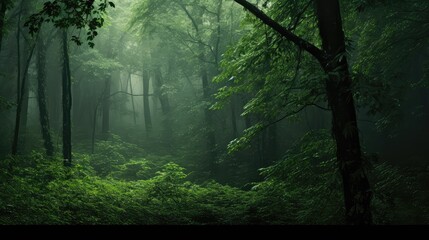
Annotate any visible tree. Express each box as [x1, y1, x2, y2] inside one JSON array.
[[20, 0, 386, 224], [231, 0, 372, 224], [153, 65, 172, 140], [11, 0, 36, 155], [0, 0, 13, 53], [142, 68, 152, 134], [130, 0, 239, 177], [62, 29, 72, 166], [25, 0, 116, 164], [36, 30, 55, 156]]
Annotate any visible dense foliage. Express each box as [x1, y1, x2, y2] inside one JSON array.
[[0, 0, 428, 225], [0, 133, 427, 224]]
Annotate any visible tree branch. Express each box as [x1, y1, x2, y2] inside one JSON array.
[[233, 0, 325, 63], [107, 91, 154, 99]]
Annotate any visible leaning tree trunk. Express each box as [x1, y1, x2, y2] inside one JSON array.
[[36, 34, 54, 156], [315, 0, 372, 225], [61, 30, 72, 166]]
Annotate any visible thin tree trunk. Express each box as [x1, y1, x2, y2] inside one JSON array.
[[315, 0, 372, 225], [214, 0, 223, 66], [153, 66, 173, 143], [263, 123, 277, 166], [201, 59, 217, 176], [154, 67, 171, 114], [72, 81, 81, 127], [179, 3, 218, 177], [143, 69, 152, 134], [11, 7, 36, 155], [11, 39, 36, 155], [16, 9, 21, 125], [20, 39, 30, 140], [230, 96, 238, 139], [62, 30, 72, 166], [101, 77, 111, 139], [36, 34, 54, 156], [0, 1, 8, 53], [128, 72, 137, 125]]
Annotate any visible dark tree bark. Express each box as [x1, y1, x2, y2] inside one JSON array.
[[101, 77, 111, 139], [0, 1, 9, 53], [62, 30, 72, 166], [315, 0, 372, 224], [11, 8, 36, 155], [12, 11, 22, 155], [265, 123, 277, 165], [11, 43, 35, 155], [36, 34, 54, 156], [20, 39, 30, 136], [233, 0, 372, 224], [142, 69, 152, 134]]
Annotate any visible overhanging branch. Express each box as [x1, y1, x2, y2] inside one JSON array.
[[233, 0, 325, 63]]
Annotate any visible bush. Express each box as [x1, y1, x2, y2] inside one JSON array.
[[90, 134, 146, 176], [0, 153, 253, 224]]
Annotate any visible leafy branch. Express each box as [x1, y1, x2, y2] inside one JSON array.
[[24, 0, 115, 48]]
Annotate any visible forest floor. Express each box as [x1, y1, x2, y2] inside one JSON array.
[[0, 132, 428, 225]]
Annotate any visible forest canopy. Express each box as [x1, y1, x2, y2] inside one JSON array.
[[0, 0, 428, 225]]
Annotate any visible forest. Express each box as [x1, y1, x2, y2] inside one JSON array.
[[0, 0, 428, 225]]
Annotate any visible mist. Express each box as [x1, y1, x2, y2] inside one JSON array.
[[0, 0, 428, 225]]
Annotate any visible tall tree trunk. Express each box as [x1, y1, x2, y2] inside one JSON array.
[[12, 11, 22, 155], [142, 69, 152, 134], [11, 8, 35, 155], [36, 34, 54, 156], [201, 59, 217, 177], [101, 77, 111, 139], [154, 67, 171, 114], [62, 30, 72, 166], [265, 123, 277, 165], [315, 0, 372, 225], [154, 66, 172, 142], [0, 1, 8, 53], [179, 3, 218, 176], [72, 81, 81, 128], [233, 0, 372, 224], [11, 40, 35, 155], [230, 96, 238, 139], [20, 39, 30, 139], [214, 0, 223, 66], [128, 72, 137, 125]]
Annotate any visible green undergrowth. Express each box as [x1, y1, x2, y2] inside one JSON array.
[[0, 133, 426, 225]]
